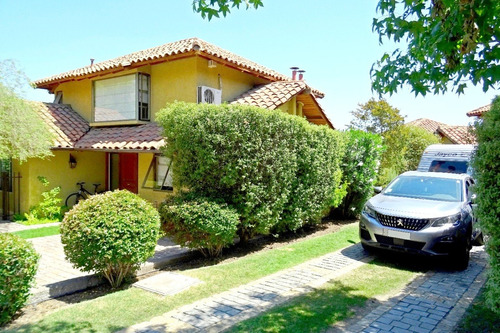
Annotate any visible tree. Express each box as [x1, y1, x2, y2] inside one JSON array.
[[372, 0, 500, 96], [193, 0, 263, 20], [0, 60, 53, 162], [349, 98, 405, 134]]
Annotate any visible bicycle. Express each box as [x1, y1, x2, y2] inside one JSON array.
[[65, 182, 101, 207]]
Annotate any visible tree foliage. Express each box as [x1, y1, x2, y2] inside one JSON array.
[[0, 60, 53, 162], [372, 0, 500, 96], [193, 0, 263, 20], [349, 98, 405, 134], [472, 96, 500, 315]]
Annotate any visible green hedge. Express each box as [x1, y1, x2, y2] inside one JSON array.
[[333, 130, 384, 219], [61, 190, 160, 288], [157, 102, 346, 241], [160, 198, 239, 257], [472, 96, 500, 314], [0, 233, 39, 325]]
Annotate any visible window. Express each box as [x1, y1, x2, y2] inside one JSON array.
[[142, 155, 173, 191], [0, 159, 12, 192], [93, 73, 150, 122]]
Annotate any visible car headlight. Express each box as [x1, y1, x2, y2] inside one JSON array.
[[363, 204, 378, 220], [431, 213, 462, 227]]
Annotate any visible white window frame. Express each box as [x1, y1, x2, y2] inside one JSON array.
[[142, 155, 173, 191]]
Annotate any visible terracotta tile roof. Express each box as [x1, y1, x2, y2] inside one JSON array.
[[75, 123, 164, 151], [230, 81, 308, 109], [437, 125, 477, 144], [230, 81, 333, 128], [35, 37, 311, 89], [33, 102, 90, 149], [407, 118, 446, 134], [466, 104, 490, 117]]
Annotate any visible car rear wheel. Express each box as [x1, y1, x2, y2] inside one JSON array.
[[472, 232, 484, 246]]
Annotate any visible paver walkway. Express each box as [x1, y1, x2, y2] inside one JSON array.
[[120, 244, 372, 333], [120, 246, 488, 333], [330, 247, 488, 333]]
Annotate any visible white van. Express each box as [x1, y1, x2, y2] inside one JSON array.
[[417, 144, 476, 175]]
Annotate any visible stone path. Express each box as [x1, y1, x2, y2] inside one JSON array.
[[0, 220, 60, 233], [121, 246, 488, 333], [120, 244, 372, 333]]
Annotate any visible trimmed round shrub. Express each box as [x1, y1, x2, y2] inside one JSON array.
[[0, 233, 39, 325], [61, 190, 160, 288], [160, 199, 239, 257]]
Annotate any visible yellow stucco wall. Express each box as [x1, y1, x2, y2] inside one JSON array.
[[13, 150, 106, 213], [195, 57, 269, 102], [54, 56, 272, 124], [277, 97, 297, 116]]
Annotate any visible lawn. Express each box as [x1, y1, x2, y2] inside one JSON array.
[[455, 285, 500, 333], [5, 224, 361, 333], [227, 259, 419, 332], [11, 225, 60, 239]]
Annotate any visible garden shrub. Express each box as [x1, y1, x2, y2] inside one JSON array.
[[472, 96, 500, 314], [157, 102, 345, 241], [0, 233, 39, 325], [160, 197, 239, 257], [24, 176, 64, 224], [60, 190, 160, 288], [333, 130, 384, 219]]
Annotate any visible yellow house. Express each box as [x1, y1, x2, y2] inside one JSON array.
[[5, 37, 333, 216]]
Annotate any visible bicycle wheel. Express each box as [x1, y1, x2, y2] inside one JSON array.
[[65, 193, 83, 208]]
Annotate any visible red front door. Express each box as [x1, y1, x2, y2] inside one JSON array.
[[119, 153, 138, 193], [109, 153, 138, 194]]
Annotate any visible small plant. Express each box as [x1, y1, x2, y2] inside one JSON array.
[[160, 198, 239, 257], [61, 190, 160, 288], [24, 176, 64, 224], [0, 233, 39, 325]]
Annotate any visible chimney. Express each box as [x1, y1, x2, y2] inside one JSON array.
[[290, 67, 299, 80], [298, 70, 305, 80], [90, 58, 95, 67]]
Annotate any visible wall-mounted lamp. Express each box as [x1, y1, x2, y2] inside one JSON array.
[[69, 154, 77, 169]]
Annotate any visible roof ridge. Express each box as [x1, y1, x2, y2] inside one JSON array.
[[33, 37, 292, 87]]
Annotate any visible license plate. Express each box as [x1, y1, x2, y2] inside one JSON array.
[[387, 229, 411, 240]]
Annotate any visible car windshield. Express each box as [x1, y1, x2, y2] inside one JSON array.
[[384, 176, 463, 202]]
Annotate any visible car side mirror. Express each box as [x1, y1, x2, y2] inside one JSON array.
[[374, 186, 383, 194], [470, 193, 477, 204]]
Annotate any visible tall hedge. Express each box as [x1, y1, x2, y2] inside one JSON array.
[[472, 96, 500, 314], [333, 130, 384, 219], [157, 102, 346, 240]]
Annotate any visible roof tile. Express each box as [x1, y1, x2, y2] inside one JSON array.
[[466, 104, 490, 117], [34, 102, 90, 148], [75, 123, 164, 151], [437, 125, 477, 144], [230, 81, 307, 110], [407, 118, 446, 134]]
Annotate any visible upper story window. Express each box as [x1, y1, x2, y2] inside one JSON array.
[[93, 73, 150, 122]]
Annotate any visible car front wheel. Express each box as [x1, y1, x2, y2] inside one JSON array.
[[450, 233, 471, 271]]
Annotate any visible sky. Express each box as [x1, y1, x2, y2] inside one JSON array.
[[0, 0, 497, 129]]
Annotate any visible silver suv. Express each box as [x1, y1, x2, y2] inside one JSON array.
[[360, 171, 481, 270]]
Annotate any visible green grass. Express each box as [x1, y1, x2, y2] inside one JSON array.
[[10, 225, 60, 239], [4, 224, 360, 333], [455, 285, 500, 333], [17, 218, 60, 226], [227, 259, 419, 333]]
